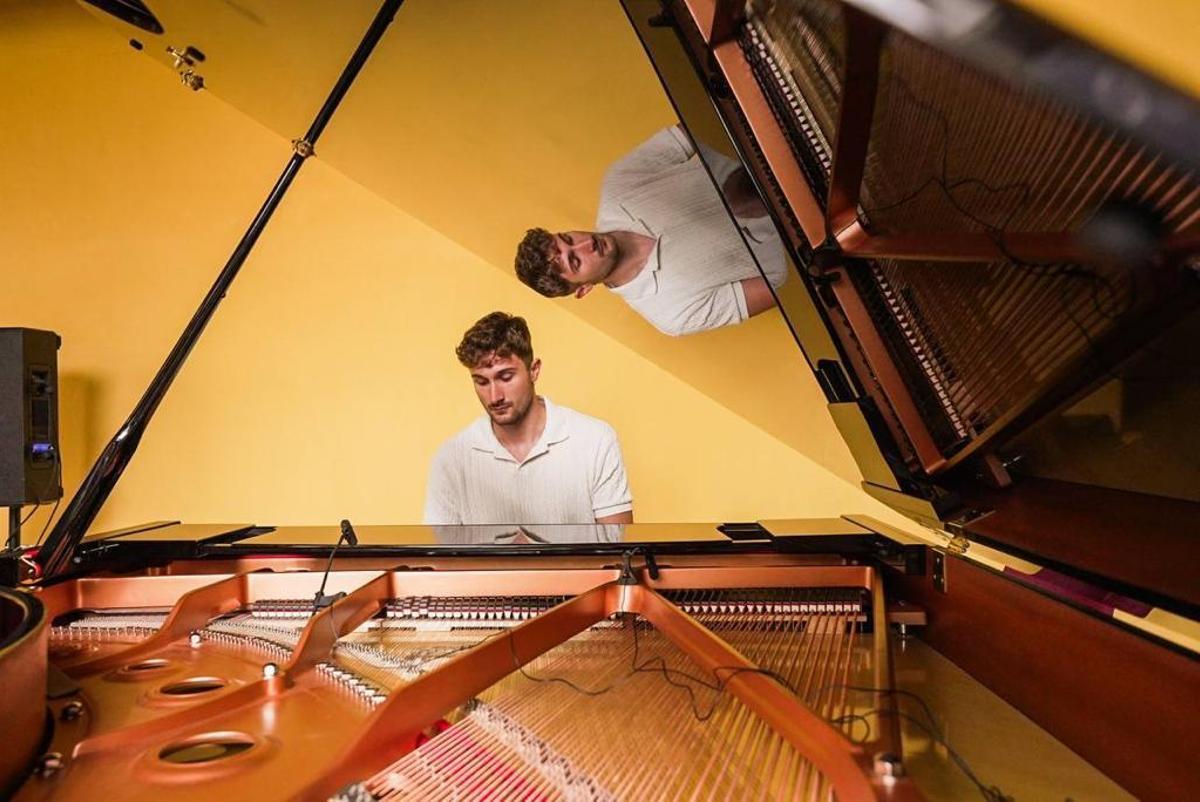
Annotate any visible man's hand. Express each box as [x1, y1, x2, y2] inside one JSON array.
[[722, 167, 769, 219]]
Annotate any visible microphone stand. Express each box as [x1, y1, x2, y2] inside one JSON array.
[[313, 519, 359, 612]]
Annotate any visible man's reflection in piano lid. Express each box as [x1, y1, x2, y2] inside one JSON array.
[[514, 126, 788, 337]]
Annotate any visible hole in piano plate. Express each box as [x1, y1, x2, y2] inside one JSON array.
[[159, 677, 227, 696], [111, 657, 179, 682], [158, 733, 256, 765], [126, 658, 170, 672]]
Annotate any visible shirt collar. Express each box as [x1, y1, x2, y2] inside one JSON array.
[[467, 397, 569, 463], [616, 201, 661, 238], [609, 237, 661, 301]]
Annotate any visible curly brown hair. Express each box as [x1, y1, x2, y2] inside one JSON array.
[[514, 228, 571, 298], [455, 311, 535, 369]]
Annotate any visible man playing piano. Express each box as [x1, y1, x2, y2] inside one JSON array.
[[513, 126, 787, 337], [423, 311, 634, 525]]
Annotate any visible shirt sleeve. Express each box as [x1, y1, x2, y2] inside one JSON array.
[[591, 425, 633, 519], [640, 281, 750, 337], [422, 445, 463, 525], [743, 219, 789, 289]]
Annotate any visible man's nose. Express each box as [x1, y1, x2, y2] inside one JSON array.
[[487, 385, 505, 404]]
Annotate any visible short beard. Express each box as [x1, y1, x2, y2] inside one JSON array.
[[489, 395, 532, 428], [606, 234, 621, 264]]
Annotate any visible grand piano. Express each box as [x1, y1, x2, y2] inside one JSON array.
[[1, 0, 1197, 800]]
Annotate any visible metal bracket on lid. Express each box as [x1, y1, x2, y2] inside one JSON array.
[[292, 138, 316, 158]]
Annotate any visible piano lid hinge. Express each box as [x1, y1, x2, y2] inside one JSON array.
[[942, 534, 970, 556], [292, 138, 317, 159], [166, 45, 205, 92], [941, 507, 992, 554]]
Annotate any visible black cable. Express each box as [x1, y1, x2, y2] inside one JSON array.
[[860, 74, 1141, 310], [15, 454, 65, 547], [414, 628, 508, 668], [828, 707, 1009, 802], [19, 502, 41, 528], [814, 682, 942, 737], [818, 681, 1008, 802], [33, 455, 65, 547], [386, 602, 1014, 802], [502, 617, 1008, 799], [863, 78, 1077, 277], [33, 497, 62, 549], [506, 614, 799, 723], [853, 72, 1197, 409]]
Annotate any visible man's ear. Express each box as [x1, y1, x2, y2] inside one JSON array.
[[529, 358, 542, 383], [574, 284, 594, 299]]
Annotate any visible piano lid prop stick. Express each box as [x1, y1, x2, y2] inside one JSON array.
[[37, 0, 407, 580]]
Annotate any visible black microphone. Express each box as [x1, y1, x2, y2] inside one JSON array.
[[313, 519, 359, 612], [339, 518, 359, 547]]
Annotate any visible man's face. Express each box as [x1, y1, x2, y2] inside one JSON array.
[[469, 352, 541, 427], [547, 231, 618, 290]]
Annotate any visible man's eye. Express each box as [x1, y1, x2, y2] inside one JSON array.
[[570, 254, 579, 269]]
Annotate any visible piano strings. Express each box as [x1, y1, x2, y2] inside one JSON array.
[[351, 590, 870, 801]]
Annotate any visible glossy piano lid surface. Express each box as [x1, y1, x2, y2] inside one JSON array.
[[72, 0, 679, 275], [246, 523, 655, 546], [83, 522, 252, 542], [85, 519, 881, 547], [63, 0, 885, 545], [81, 520, 180, 541]]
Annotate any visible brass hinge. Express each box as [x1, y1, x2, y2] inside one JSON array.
[[943, 534, 970, 555]]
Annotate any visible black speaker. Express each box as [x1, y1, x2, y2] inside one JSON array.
[[0, 329, 62, 507]]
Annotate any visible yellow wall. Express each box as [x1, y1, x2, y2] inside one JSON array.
[[321, 0, 869, 489], [1, 0, 917, 541]]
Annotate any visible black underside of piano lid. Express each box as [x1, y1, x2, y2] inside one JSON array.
[[622, 0, 1200, 616]]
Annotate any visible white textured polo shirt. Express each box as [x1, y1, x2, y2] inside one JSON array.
[[597, 127, 787, 337], [422, 399, 633, 525]]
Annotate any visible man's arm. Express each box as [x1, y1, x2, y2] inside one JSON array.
[[651, 279, 766, 336], [691, 136, 768, 220], [591, 427, 634, 523], [739, 276, 778, 318], [422, 447, 463, 525], [721, 167, 769, 219]]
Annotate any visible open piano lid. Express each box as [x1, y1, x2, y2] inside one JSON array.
[[620, 0, 1200, 615], [36, 0, 931, 582]]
